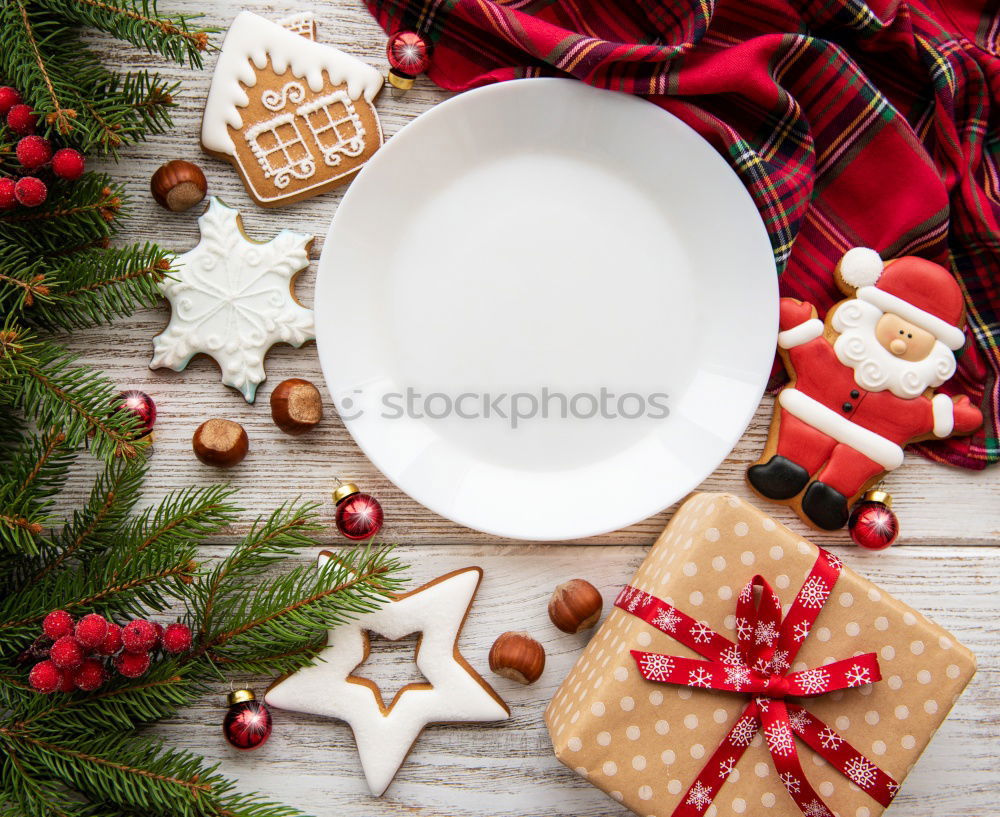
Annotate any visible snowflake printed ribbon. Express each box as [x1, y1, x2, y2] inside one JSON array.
[[615, 548, 898, 817]]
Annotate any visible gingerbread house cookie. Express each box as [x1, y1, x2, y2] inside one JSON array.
[[201, 11, 384, 207]]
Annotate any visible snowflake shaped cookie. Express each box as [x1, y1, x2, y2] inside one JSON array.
[[150, 197, 314, 402]]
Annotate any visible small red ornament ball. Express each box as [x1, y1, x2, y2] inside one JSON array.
[[43, 609, 75, 640], [0, 86, 22, 117], [7, 103, 37, 135], [122, 619, 159, 653], [334, 490, 383, 540], [50, 636, 85, 670], [114, 650, 151, 678], [98, 621, 123, 656], [16, 135, 52, 170], [29, 660, 61, 693], [0, 177, 16, 210], [849, 499, 899, 550], [387, 31, 430, 77], [223, 691, 272, 750], [162, 622, 192, 654], [75, 613, 109, 649], [52, 148, 85, 181], [73, 658, 108, 692], [117, 390, 157, 438], [14, 176, 47, 208]]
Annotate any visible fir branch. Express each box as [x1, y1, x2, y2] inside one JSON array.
[[0, 431, 74, 555], [11, 0, 78, 135]]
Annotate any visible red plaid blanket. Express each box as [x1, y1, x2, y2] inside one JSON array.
[[366, 0, 1000, 469]]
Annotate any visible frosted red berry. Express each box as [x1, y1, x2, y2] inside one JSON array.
[[122, 619, 158, 653], [29, 660, 61, 693], [16, 135, 52, 170], [43, 609, 75, 640], [14, 176, 47, 207], [51, 147, 85, 181], [162, 622, 192, 654], [0, 86, 21, 117], [75, 613, 109, 650], [98, 621, 123, 656], [114, 650, 151, 678], [0, 177, 16, 210], [73, 658, 108, 692], [6, 103, 37, 135], [149, 621, 164, 650], [50, 635, 85, 670]]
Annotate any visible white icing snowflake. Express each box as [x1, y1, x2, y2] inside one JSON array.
[[755, 620, 779, 646], [690, 621, 715, 644], [845, 663, 871, 688], [769, 649, 791, 673], [151, 198, 314, 402], [653, 606, 681, 633], [729, 716, 758, 747], [793, 621, 811, 642], [798, 576, 830, 609], [719, 645, 743, 666], [689, 667, 714, 688], [718, 756, 737, 778], [779, 771, 801, 794], [724, 662, 751, 691], [685, 781, 714, 811], [639, 652, 675, 681], [818, 726, 843, 750], [803, 798, 831, 817], [787, 708, 811, 733], [764, 721, 795, 757], [844, 756, 878, 789], [797, 667, 831, 695], [735, 617, 753, 641]]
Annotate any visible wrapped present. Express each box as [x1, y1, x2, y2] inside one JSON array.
[[545, 493, 975, 817]]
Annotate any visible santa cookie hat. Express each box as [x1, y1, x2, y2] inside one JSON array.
[[838, 247, 967, 350]]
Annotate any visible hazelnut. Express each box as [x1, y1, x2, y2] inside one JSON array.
[[151, 160, 207, 212], [488, 631, 545, 685], [270, 378, 323, 434], [548, 578, 603, 634], [192, 419, 248, 467]]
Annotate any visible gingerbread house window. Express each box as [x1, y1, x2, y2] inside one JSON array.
[[297, 92, 366, 167], [244, 113, 315, 189]]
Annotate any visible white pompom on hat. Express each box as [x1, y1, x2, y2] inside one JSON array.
[[838, 247, 884, 289]]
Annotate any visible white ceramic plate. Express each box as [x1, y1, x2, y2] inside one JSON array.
[[316, 79, 777, 540]]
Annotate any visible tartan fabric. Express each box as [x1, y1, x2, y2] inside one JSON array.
[[366, 0, 1000, 468]]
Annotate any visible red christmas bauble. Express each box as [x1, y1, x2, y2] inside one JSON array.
[[333, 483, 383, 540], [223, 690, 272, 750], [849, 494, 899, 550], [387, 31, 430, 90], [117, 390, 157, 438]]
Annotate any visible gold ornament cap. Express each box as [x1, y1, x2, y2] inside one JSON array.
[[863, 489, 892, 507], [332, 482, 360, 504], [387, 70, 415, 91], [227, 689, 255, 707]]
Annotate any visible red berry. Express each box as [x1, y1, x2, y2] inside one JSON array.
[[162, 622, 192, 654], [58, 669, 77, 693], [15, 135, 52, 169], [51, 148, 85, 181], [0, 177, 15, 210], [121, 619, 158, 653], [97, 621, 123, 656], [150, 621, 164, 650], [75, 613, 109, 650], [50, 635, 84, 670], [43, 610, 74, 640], [73, 658, 108, 692], [14, 176, 47, 208], [114, 650, 151, 678], [0, 86, 22, 117], [28, 660, 61, 693], [6, 104, 37, 135]]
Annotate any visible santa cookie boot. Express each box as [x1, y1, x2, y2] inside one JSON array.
[[749, 247, 983, 531]]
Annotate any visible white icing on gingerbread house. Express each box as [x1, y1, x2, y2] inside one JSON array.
[[201, 11, 384, 206]]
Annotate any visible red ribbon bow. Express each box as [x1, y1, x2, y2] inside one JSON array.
[[615, 548, 899, 817]]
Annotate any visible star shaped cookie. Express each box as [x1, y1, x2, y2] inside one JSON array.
[[265, 557, 509, 795], [150, 197, 314, 402]]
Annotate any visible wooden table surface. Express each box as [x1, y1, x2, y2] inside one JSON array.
[[79, 2, 1000, 815]]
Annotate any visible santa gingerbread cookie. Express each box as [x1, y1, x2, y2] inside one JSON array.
[[748, 248, 982, 531], [201, 11, 384, 207]]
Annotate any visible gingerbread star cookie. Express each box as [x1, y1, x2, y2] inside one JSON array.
[[265, 557, 509, 796], [149, 197, 314, 402]]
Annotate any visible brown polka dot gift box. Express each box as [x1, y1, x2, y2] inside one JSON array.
[[545, 493, 975, 817]]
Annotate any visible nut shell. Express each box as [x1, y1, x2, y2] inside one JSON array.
[[488, 631, 545, 685], [548, 578, 603, 633], [270, 378, 323, 434], [192, 419, 248, 467], [151, 160, 208, 212]]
